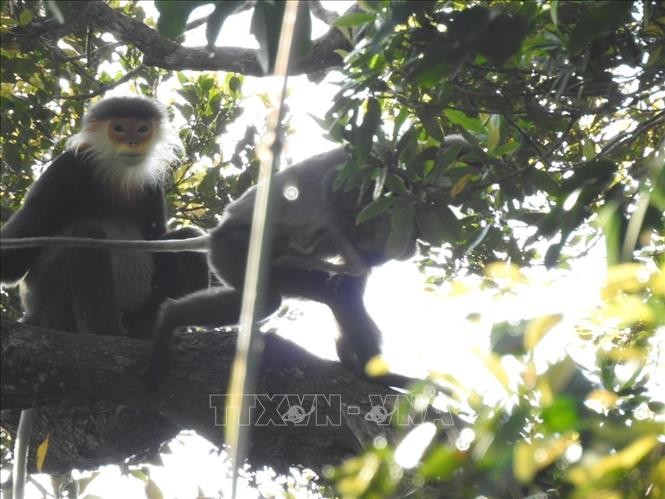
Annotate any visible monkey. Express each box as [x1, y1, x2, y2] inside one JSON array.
[[0, 96, 209, 498], [1, 135, 473, 389]]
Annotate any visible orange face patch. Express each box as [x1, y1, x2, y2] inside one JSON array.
[[106, 118, 156, 157]]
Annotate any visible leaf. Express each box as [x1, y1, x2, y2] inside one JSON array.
[[356, 97, 382, 165], [451, 173, 472, 197], [420, 446, 464, 480], [386, 198, 415, 259], [384, 173, 408, 195], [155, 1, 205, 40], [291, 2, 313, 63], [444, 109, 484, 133], [597, 201, 623, 266], [541, 396, 579, 433], [486, 114, 501, 153], [514, 433, 578, 483], [485, 262, 527, 284], [417, 107, 445, 143], [567, 436, 659, 486], [36, 434, 50, 472], [250, 1, 285, 74], [18, 9, 33, 26], [416, 205, 461, 245], [365, 354, 390, 377], [333, 12, 375, 28], [524, 314, 562, 351], [356, 196, 397, 224], [602, 263, 651, 299], [206, 1, 244, 48]]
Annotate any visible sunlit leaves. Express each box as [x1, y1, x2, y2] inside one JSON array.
[[524, 314, 562, 351], [567, 436, 660, 487], [514, 432, 578, 483]]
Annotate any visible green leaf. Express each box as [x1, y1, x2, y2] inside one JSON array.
[[333, 12, 375, 28], [443, 109, 484, 134], [356, 196, 397, 224], [386, 198, 415, 259], [291, 2, 313, 64], [486, 114, 501, 153], [417, 107, 445, 143], [542, 396, 580, 433], [155, 0, 205, 39], [384, 173, 408, 195], [206, 1, 245, 48], [416, 205, 461, 245], [250, 1, 285, 74], [356, 97, 382, 165], [18, 9, 33, 26], [420, 446, 463, 480]]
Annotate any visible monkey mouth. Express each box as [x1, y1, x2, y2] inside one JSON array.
[[119, 153, 146, 165]]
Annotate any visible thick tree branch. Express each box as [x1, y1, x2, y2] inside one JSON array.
[[82, 1, 351, 76], [1, 320, 457, 474]]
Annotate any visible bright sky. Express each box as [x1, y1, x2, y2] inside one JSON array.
[[14, 2, 664, 498]]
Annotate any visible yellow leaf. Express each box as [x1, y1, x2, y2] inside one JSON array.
[[602, 263, 651, 299], [585, 389, 619, 411], [514, 433, 578, 483], [567, 436, 659, 486], [650, 267, 665, 296], [451, 173, 472, 197], [596, 295, 655, 325], [480, 352, 510, 391], [336, 454, 380, 496], [36, 434, 50, 472], [365, 355, 390, 377], [485, 262, 527, 284], [524, 314, 563, 351]]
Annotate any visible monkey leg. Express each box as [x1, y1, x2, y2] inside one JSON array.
[[145, 284, 283, 388], [325, 274, 382, 370], [275, 269, 414, 388], [21, 221, 126, 335], [126, 227, 210, 339]]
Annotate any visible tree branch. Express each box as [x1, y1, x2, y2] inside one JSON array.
[[1, 319, 456, 474], [82, 1, 351, 76]]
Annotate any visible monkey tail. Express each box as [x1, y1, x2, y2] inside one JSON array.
[[0, 235, 211, 252]]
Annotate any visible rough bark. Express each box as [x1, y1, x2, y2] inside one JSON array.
[[1, 319, 455, 474]]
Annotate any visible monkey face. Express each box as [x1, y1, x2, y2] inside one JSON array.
[[107, 118, 156, 165]]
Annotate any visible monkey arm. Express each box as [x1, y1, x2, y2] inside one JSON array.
[[1, 154, 78, 283], [324, 221, 371, 275]]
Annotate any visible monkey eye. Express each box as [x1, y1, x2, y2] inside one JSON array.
[[138, 125, 150, 133], [112, 124, 125, 133]]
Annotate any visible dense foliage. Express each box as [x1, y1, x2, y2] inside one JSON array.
[[1, 1, 663, 497]]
